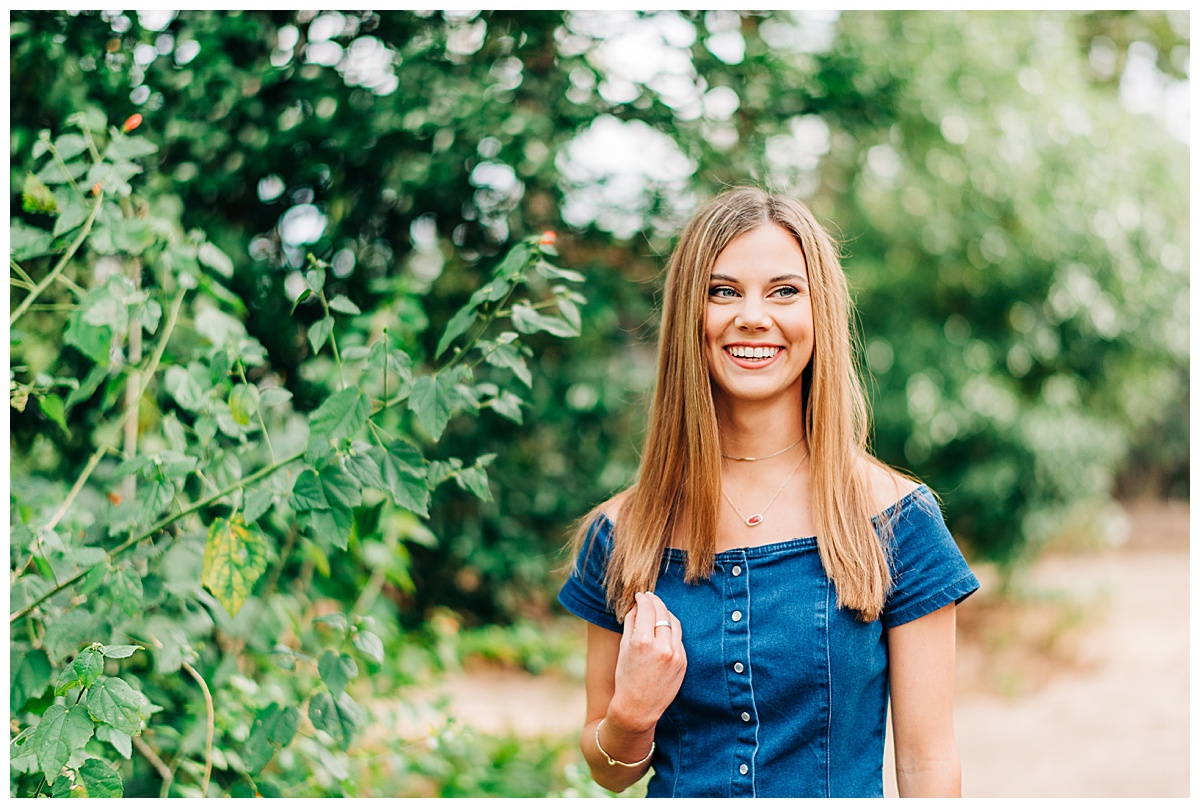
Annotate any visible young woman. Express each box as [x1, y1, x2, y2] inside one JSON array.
[[558, 187, 980, 798]]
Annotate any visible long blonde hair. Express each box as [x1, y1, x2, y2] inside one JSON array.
[[572, 187, 896, 622]]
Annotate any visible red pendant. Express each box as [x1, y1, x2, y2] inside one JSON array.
[[745, 514, 763, 527]]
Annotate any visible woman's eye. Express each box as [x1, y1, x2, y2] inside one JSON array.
[[773, 286, 800, 298], [709, 286, 737, 299]]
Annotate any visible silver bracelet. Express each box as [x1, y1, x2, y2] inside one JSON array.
[[595, 718, 655, 767]]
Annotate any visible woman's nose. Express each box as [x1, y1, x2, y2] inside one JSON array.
[[735, 298, 771, 330]]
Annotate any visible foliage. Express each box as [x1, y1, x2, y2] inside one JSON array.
[[9, 9, 1189, 797], [9, 95, 582, 795]]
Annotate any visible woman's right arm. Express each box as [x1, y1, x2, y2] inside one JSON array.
[[580, 591, 686, 792]]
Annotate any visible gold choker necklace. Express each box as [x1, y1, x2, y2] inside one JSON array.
[[721, 435, 804, 462]]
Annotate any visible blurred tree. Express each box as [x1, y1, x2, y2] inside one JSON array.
[[11, 9, 1188, 622]]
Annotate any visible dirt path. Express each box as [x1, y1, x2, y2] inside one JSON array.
[[402, 500, 1190, 798]]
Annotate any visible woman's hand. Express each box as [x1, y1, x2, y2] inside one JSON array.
[[606, 591, 687, 733]]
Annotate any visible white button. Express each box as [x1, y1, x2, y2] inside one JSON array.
[[732, 565, 742, 576], [739, 764, 749, 775], [741, 712, 751, 722], [734, 662, 744, 673], [731, 611, 742, 622]]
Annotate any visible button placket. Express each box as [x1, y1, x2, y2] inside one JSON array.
[[722, 550, 756, 796]]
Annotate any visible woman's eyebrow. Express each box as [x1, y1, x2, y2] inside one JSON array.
[[709, 273, 808, 283]]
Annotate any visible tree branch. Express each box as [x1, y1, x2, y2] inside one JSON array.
[[181, 661, 215, 796]]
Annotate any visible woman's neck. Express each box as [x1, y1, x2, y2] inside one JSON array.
[[714, 394, 806, 460]]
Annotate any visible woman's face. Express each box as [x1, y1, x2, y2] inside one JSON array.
[[705, 223, 815, 409]]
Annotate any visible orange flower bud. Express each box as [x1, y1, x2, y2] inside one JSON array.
[[539, 230, 557, 246], [90, 181, 104, 196], [121, 113, 142, 133], [107, 490, 123, 506]]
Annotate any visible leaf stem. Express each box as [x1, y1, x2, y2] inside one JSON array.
[[10, 191, 104, 326], [181, 661, 215, 796], [44, 284, 184, 532], [132, 734, 174, 795], [237, 359, 276, 464]]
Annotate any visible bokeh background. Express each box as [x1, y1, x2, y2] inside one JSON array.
[[9, 10, 1189, 798]]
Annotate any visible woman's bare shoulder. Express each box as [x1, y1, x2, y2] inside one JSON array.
[[599, 488, 634, 527], [858, 456, 922, 515]]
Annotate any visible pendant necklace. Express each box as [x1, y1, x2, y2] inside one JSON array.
[[721, 447, 809, 528]]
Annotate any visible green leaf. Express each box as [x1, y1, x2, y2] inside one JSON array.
[[10, 648, 52, 712], [95, 724, 132, 760], [53, 133, 88, 161], [558, 296, 582, 331], [536, 260, 586, 283], [308, 315, 335, 354], [482, 339, 532, 388], [67, 108, 107, 133], [10, 218, 56, 261], [343, 451, 386, 490], [65, 308, 114, 367], [108, 565, 144, 616], [290, 469, 329, 511], [165, 365, 206, 410], [38, 394, 70, 436], [99, 645, 142, 660], [374, 442, 430, 517], [65, 365, 108, 414], [52, 197, 89, 237], [138, 477, 176, 524], [72, 648, 105, 689], [77, 757, 124, 797], [307, 689, 365, 750], [488, 390, 524, 424], [36, 159, 87, 184], [318, 650, 358, 696], [22, 172, 58, 214], [352, 631, 384, 665], [328, 295, 361, 315], [86, 676, 149, 735], [260, 387, 293, 407], [493, 242, 531, 280], [104, 133, 158, 161], [305, 266, 326, 293], [306, 388, 369, 462], [457, 465, 493, 502], [197, 241, 234, 277], [408, 373, 463, 441], [243, 482, 275, 525], [229, 383, 260, 426], [245, 703, 300, 773], [30, 704, 95, 782], [202, 515, 269, 617], [435, 301, 478, 359], [511, 301, 579, 337]]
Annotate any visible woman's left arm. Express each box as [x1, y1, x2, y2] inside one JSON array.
[[887, 602, 962, 797]]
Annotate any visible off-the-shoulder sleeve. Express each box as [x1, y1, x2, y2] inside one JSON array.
[[557, 513, 624, 633], [880, 487, 980, 629]]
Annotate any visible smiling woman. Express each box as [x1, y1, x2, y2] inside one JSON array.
[[559, 187, 979, 798]]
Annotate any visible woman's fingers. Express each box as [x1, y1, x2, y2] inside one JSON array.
[[645, 592, 683, 654]]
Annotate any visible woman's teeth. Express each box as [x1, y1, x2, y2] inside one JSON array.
[[727, 346, 779, 359]]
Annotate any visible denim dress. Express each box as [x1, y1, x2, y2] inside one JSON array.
[[558, 485, 980, 798]]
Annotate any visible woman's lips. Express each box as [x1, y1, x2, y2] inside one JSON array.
[[723, 345, 783, 370]]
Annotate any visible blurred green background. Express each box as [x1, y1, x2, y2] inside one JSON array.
[[10, 9, 1188, 797]]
